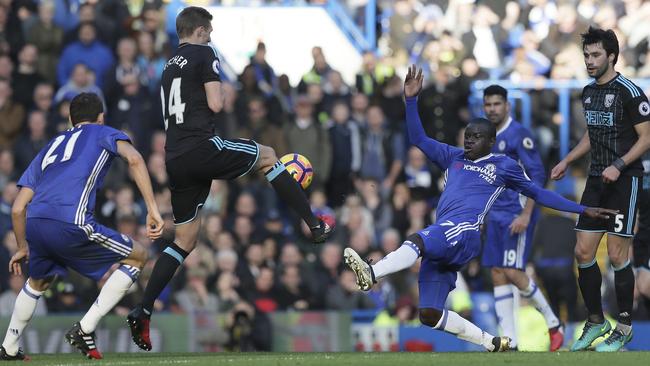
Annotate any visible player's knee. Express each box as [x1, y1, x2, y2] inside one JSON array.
[[574, 243, 595, 263], [258, 145, 278, 167], [125, 243, 148, 268], [419, 308, 443, 328], [491, 267, 508, 284]]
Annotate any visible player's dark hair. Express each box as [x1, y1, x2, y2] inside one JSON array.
[[70, 93, 103, 126], [581, 26, 619, 66], [469, 117, 496, 139], [176, 6, 212, 39], [483, 85, 508, 100]]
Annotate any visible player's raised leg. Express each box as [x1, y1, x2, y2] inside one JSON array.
[[66, 241, 148, 359], [0, 277, 53, 361], [572, 230, 611, 351], [256, 144, 332, 242], [344, 233, 423, 290]]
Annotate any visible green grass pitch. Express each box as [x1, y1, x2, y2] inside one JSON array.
[[20, 352, 650, 366]]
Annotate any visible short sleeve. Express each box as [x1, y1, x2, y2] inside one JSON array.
[[200, 46, 222, 84], [625, 94, 650, 125], [99, 127, 132, 155], [17, 148, 47, 190]]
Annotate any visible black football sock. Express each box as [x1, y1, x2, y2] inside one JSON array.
[[578, 259, 605, 324], [141, 242, 189, 315], [265, 161, 319, 227], [613, 261, 635, 326]]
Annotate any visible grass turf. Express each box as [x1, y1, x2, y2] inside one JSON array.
[[19, 352, 650, 366]]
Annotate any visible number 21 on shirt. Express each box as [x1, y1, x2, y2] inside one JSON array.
[[41, 130, 83, 170], [161, 77, 186, 129]]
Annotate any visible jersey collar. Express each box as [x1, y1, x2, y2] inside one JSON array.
[[468, 153, 494, 163], [496, 117, 512, 136]]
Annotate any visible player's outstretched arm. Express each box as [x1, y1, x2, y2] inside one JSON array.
[[116, 141, 164, 239], [404, 65, 457, 169], [550, 132, 591, 180], [9, 187, 34, 276]]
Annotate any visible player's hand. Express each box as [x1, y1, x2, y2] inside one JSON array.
[[509, 213, 530, 235], [146, 211, 164, 240], [404, 64, 424, 98], [9, 248, 29, 276], [583, 207, 618, 220], [602, 166, 621, 183], [550, 160, 568, 180]]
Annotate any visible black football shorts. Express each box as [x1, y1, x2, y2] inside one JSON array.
[[166, 136, 259, 224], [575, 175, 641, 237]]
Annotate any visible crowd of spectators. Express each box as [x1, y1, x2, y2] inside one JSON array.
[[0, 0, 649, 351]]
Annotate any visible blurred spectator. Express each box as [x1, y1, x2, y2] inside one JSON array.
[[326, 101, 362, 207], [31, 82, 55, 133], [355, 51, 394, 97], [109, 73, 156, 154], [246, 42, 277, 98], [138, 6, 168, 56], [359, 105, 404, 190], [0, 181, 17, 240], [461, 4, 504, 70], [248, 267, 279, 313], [54, 63, 105, 107], [25, 0, 63, 84], [0, 274, 47, 316], [62, 2, 116, 48], [322, 70, 351, 114], [275, 265, 312, 311], [0, 3, 24, 58], [326, 269, 375, 310], [417, 67, 464, 146], [239, 97, 287, 155], [52, 0, 82, 32], [57, 22, 114, 89], [12, 110, 49, 173], [0, 54, 12, 79], [136, 31, 166, 95], [11, 44, 44, 108], [298, 46, 334, 93], [533, 209, 581, 322], [105, 37, 143, 107], [0, 78, 25, 149], [310, 243, 343, 309], [0, 149, 15, 191], [284, 95, 332, 189]]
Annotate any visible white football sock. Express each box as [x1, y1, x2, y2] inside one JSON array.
[[80, 265, 139, 334], [494, 284, 517, 347], [435, 309, 495, 351], [2, 281, 43, 355], [520, 278, 560, 328], [371, 241, 420, 280]]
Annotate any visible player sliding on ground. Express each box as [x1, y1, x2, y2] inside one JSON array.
[[0, 93, 164, 360], [344, 65, 617, 352]]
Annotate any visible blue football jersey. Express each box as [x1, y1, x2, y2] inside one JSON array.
[[17, 124, 130, 225], [429, 143, 539, 231], [489, 118, 545, 219]]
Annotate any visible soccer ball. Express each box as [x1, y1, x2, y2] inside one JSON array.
[[280, 153, 313, 189]]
